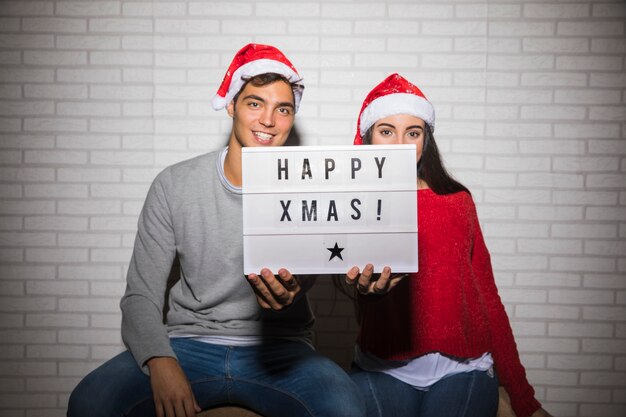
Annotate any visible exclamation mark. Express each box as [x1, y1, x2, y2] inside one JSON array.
[[376, 199, 382, 220]]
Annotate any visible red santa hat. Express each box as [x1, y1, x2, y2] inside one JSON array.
[[212, 43, 304, 112], [354, 73, 435, 145]]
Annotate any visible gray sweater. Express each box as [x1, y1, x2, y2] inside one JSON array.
[[121, 148, 315, 369]]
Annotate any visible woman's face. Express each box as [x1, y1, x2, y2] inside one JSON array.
[[370, 114, 425, 161]]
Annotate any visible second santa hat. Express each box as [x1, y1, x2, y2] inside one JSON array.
[[354, 73, 435, 145], [212, 43, 304, 112]]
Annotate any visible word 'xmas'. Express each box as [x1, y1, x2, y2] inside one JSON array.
[[277, 157, 387, 180], [279, 198, 382, 223]]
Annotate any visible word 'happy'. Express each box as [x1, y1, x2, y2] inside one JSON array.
[[276, 157, 387, 180]]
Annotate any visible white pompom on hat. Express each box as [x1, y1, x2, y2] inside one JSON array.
[[212, 43, 304, 113], [354, 73, 435, 145]]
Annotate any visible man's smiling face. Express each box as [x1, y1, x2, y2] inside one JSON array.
[[227, 79, 295, 150]]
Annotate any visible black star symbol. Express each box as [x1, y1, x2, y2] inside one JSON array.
[[327, 242, 344, 261]]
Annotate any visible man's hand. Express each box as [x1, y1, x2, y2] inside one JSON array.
[[247, 268, 300, 311], [345, 264, 407, 295], [147, 357, 201, 417]]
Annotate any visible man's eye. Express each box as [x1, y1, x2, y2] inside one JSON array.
[[279, 108, 292, 115]]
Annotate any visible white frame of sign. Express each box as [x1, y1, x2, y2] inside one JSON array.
[[242, 144, 418, 275]]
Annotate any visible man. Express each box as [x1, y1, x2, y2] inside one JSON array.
[[67, 44, 364, 417]]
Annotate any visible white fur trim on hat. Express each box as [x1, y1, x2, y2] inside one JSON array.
[[359, 93, 435, 135], [211, 59, 303, 112]]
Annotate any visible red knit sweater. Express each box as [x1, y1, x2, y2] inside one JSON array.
[[357, 189, 541, 417]]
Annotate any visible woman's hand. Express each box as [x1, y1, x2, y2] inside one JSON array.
[[345, 264, 407, 295]]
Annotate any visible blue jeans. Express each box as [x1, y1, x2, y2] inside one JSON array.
[[350, 366, 498, 417], [68, 338, 365, 417]]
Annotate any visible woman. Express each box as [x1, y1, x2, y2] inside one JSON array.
[[342, 73, 552, 417]]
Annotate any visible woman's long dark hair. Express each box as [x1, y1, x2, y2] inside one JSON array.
[[363, 122, 469, 195], [333, 121, 470, 308]]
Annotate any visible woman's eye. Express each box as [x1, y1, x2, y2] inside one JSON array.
[[408, 131, 421, 138], [380, 129, 392, 136]]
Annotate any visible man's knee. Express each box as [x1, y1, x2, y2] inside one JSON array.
[[308, 365, 365, 417], [66, 352, 151, 417], [315, 386, 365, 417], [67, 375, 99, 417]]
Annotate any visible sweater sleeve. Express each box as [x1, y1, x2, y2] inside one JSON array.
[[120, 169, 178, 373], [468, 198, 542, 417]]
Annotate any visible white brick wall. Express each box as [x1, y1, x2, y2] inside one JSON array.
[[0, 0, 624, 415]]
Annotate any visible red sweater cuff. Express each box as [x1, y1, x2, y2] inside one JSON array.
[[511, 395, 542, 417]]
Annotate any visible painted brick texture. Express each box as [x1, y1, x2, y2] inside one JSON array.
[[0, 0, 625, 415]]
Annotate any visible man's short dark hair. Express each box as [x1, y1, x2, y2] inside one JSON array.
[[231, 73, 303, 108]]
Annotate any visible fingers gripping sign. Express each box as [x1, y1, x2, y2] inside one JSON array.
[[345, 264, 408, 296], [247, 268, 301, 310]]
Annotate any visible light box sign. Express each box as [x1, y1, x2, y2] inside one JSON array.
[[242, 144, 418, 275]]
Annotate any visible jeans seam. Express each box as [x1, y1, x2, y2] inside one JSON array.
[[225, 346, 233, 402], [231, 376, 316, 417], [123, 395, 158, 417], [366, 372, 384, 417], [459, 371, 477, 417]]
